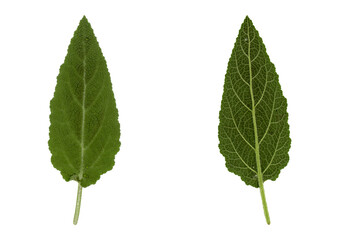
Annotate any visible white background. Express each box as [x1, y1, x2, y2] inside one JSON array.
[[0, 0, 338, 239]]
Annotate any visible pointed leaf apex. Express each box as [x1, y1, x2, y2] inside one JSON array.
[[80, 15, 89, 24], [243, 16, 254, 29], [244, 15, 252, 22]]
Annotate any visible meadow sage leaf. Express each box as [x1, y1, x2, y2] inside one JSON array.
[[49, 16, 120, 224], [218, 16, 291, 224]]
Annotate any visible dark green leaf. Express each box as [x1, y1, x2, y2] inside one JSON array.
[[218, 16, 291, 224]]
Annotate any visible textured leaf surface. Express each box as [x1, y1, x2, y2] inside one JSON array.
[[218, 16, 291, 188], [49, 16, 120, 188]]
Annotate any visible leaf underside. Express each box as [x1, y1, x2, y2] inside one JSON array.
[[218, 16, 291, 188], [49, 16, 120, 188]]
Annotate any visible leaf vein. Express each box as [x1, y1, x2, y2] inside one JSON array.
[[259, 86, 278, 145], [234, 51, 250, 87], [263, 126, 285, 174], [225, 99, 255, 151], [223, 132, 257, 173], [86, 136, 112, 169], [230, 78, 251, 112], [84, 103, 109, 150]]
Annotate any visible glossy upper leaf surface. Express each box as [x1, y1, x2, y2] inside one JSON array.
[[218, 16, 291, 187], [49, 16, 120, 188]]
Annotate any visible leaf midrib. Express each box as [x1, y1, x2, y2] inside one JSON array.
[[79, 38, 87, 181], [247, 21, 262, 178], [247, 19, 270, 223]]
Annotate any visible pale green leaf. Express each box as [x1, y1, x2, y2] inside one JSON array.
[[48, 16, 120, 224]]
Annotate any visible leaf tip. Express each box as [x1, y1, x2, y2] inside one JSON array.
[[244, 15, 252, 23], [80, 15, 89, 25], [242, 15, 255, 30]]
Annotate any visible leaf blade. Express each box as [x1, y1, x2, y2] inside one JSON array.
[[218, 16, 291, 188], [49, 16, 120, 188]]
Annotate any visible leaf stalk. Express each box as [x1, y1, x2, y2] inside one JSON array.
[[258, 174, 270, 224], [73, 182, 82, 225]]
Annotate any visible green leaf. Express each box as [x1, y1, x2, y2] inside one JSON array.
[[49, 16, 120, 224], [218, 16, 291, 224]]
